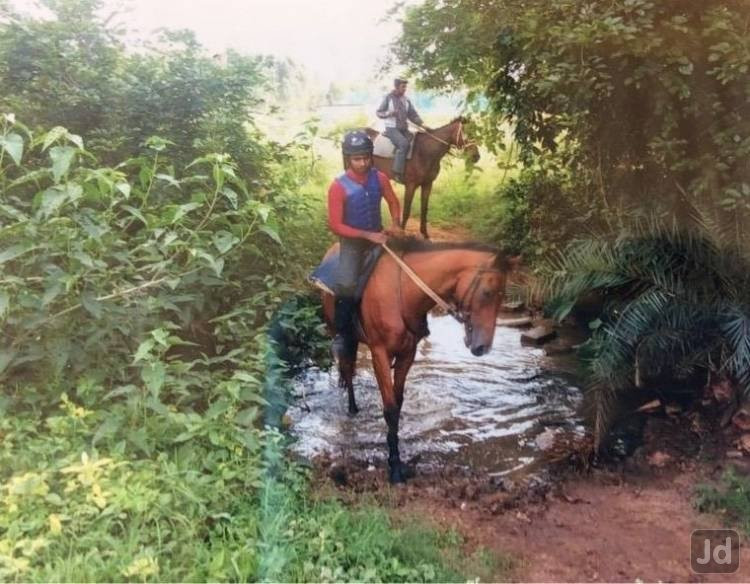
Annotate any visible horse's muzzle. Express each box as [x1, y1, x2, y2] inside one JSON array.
[[471, 344, 488, 356]]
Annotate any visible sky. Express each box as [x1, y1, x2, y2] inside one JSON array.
[[11, 0, 407, 85]]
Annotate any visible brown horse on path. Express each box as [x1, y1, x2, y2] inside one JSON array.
[[367, 117, 480, 240], [321, 238, 517, 483]]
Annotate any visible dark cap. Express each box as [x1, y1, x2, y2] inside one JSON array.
[[394, 77, 408, 86], [342, 130, 374, 156]]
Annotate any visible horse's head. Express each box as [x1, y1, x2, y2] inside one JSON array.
[[451, 117, 480, 163], [456, 254, 519, 356]]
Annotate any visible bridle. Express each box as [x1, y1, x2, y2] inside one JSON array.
[[454, 259, 503, 331], [410, 120, 477, 153]]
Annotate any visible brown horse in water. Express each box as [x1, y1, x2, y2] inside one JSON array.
[[322, 238, 516, 483], [367, 117, 480, 240]]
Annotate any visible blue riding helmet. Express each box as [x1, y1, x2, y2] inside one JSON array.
[[342, 130, 374, 156]]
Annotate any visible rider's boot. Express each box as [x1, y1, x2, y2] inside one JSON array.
[[332, 296, 357, 360]]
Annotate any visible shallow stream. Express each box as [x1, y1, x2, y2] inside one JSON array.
[[288, 314, 584, 477]]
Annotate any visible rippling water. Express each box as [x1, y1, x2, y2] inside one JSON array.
[[288, 314, 584, 476]]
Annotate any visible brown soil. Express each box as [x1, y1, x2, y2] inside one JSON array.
[[402, 217, 472, 242], [314, 451, 750, 582]]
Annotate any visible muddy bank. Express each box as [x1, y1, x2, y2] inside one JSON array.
[[308, 414, 750, 582]]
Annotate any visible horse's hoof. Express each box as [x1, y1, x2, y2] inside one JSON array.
[[388, 462, 414, 484], [347, 405, 359, 416], [389, 468, 407, 484]]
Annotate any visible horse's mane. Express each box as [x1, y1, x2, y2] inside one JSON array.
[[387, 236, 513, 271]]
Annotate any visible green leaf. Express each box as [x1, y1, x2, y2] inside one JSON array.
[[115, 181, 131, 199], [259, 225, 282, 245], [133, 339, 155, 363], [256, 203, 271, 222], [81, 291, 102, 319], [170, 202, 201, 224], [0, 132, 23, 165], [67, 133, 84, 150], [41, 281, 62, 307], [212, 230, 239, 254], [197, 250, 225, 276], [156, 173, 181, 188], [151, 328, 170, 347], [145, 136, 171, 152], [122, 205, 148, 227], [49, 146, 76, 183], [141, 361, 166, 395], [42, 126, 68, 151], [221, 186, 238, 209], [0, 243, 34, 265], [38, 186, 67, 218]]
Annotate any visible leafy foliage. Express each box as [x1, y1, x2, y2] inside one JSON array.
[[0, 3, 504, 578], [540, 221, 750, 445], [0, 1, 275, 176], [475, 163, 602, 261], [395, 0, 750, 235]]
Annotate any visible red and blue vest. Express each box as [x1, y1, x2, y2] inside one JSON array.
[[337, 169, 382, 232]]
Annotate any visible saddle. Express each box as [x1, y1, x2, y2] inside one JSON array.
[[308, 244, 383, 300], [366, 128, 417, 160], [309, 244, 430, 340]]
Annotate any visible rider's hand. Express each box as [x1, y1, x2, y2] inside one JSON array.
[[366, 231, 388, 245]]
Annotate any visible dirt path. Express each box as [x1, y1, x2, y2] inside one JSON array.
[[402, 217, 473, 242], [313, 456, 750, 583], [410, 468, 750, 582]]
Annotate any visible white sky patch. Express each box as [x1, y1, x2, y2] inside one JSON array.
[[9, 0, 407, 84]]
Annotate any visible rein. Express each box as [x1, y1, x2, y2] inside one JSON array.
[[408, 121, 477, 152], [381, 243, 464, 323]]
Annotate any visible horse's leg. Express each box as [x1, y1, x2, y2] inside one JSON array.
[[419, 182, 433, 239], [337, 348, 359, 415], [401, 182, 417, 230], [393, 345, 416, 407], [370, 344, 406, 484], [391, 344, 418, 477]]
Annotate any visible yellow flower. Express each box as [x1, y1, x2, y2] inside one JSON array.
[[60, 452, 114, 486], [0, 554, 30, 575], [122, 556, 159, 578], [91, 483, 107, 509], [48, 514, 62, 535]]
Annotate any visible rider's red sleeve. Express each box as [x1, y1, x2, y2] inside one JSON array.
[[327, 180, 366, 239]]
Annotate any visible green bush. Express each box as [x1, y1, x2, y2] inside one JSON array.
[[540, 221, 750, 445]]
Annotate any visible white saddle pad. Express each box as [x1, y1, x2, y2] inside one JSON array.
[[372, 134, 415, 159]]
